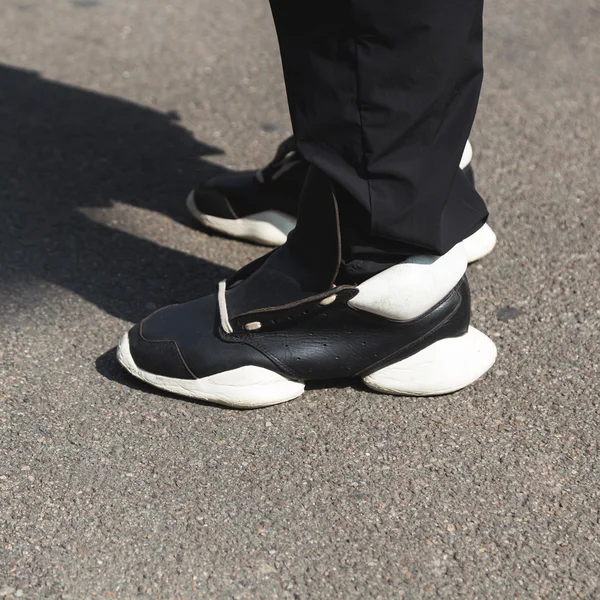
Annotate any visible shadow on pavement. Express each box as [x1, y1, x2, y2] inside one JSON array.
[[0, 63, 235, 324]]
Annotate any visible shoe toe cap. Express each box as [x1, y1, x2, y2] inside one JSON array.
[[126, 319, 196, 380], [121, 295, 284, 382]]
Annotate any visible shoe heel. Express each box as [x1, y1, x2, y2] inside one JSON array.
[[363, 326, 497, 396]]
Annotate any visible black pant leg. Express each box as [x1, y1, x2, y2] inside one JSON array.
[[269, 0, 488, 265]]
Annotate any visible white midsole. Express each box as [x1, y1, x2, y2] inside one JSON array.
[[187, 191, 295, 247], [460, 140, 473, 170], [363, 326, 497, 396], [117, 333, 305, 409], [118, 326, 496, 407], [461, 223, 497, 263]]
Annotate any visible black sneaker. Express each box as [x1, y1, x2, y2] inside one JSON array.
[[117, 240, 496, 408], [186, 137, 491, 257], [187, 136, 301, 246]]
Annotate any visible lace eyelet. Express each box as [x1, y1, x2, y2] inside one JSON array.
[[244, 321, 262, 332], [319, 295, 336, 306]]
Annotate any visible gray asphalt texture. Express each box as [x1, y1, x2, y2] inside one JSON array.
[[1, 0, 599, 598]]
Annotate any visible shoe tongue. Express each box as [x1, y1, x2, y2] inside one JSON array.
[[225, 245, 319, 318], [226, 166, 341, 318]]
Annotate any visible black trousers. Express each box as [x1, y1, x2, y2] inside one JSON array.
[[269, 0, 489, 277]]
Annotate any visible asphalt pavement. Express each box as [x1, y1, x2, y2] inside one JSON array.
[[1, 0, 599, 597]]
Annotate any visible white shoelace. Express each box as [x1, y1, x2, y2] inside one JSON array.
[[217, 280, 233, 334]]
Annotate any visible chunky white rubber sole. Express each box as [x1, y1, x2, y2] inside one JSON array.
[[187, 191, 296, 247], [363, 326, 497, 396], [462, 223, 497, 263], [117, 333, 305, 409], [460, 140, 473, 170], [118, 327, 496, 408]]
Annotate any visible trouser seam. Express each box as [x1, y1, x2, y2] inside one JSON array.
[[352, 32, 373, 236]]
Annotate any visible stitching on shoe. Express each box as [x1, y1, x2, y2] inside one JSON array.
[[139, 321, 197, 379]]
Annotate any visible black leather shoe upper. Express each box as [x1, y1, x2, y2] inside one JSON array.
[[131, 178, 472, 383], [128, 276, 471, 382], [129, 293, 281, 380]]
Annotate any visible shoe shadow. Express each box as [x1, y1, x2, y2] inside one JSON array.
[[0, 63, 235, 324], [0, 64, 361, 404]]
